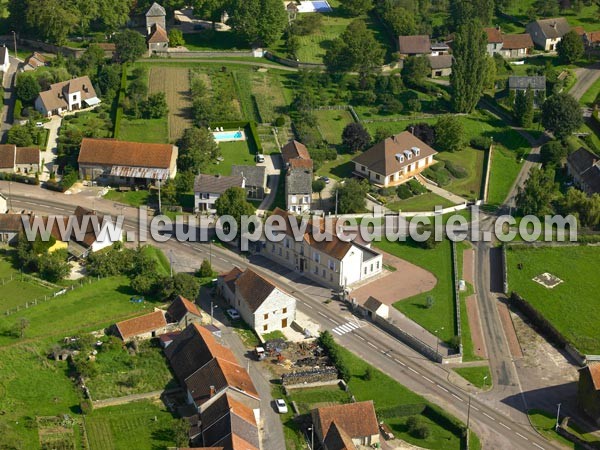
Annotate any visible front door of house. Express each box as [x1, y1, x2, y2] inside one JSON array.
[[299, 259, 304, 272]]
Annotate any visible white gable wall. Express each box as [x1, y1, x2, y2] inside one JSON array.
[[252, 289, 297, 334]]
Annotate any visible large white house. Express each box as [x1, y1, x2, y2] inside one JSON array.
[[35, 76, 100, 117], [353, 131, 437, 187], [260, 208, 383, 290], [219, 267, 297, 334]]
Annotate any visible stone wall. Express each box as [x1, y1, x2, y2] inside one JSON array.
[[281, 367, 338, 386]]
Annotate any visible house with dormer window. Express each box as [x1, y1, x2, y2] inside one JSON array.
[[35, 76, 100, 117], [352, 131, 437, 187]]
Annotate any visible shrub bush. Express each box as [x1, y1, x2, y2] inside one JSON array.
[[423, 167, 450, 186], [274, 116, 286, 127], [470, 136, 492, 150], [397, 184, 414, 199], [379, 187, 395, 196], [407, 179, 427, 194], [444, 161, 468, 179]]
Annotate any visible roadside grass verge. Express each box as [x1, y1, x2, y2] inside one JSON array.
[[527, 408, 600, 449], [506, 245, 600, 354], [103, 189, 152, 207], [452, 366, 492, 390], [140, 246, 171, 277]]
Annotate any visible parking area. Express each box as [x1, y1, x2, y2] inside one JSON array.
[[350, 250, 436, 306]]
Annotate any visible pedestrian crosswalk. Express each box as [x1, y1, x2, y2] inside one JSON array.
[[331, 321, 361, 336]]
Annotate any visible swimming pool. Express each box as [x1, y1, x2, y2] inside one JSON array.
[[297, 0, 333, 13], [212, 130, 246, 142]]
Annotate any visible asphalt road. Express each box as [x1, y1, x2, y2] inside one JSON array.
[[2, 182, 567, 450], [570, 63, 600, 101]]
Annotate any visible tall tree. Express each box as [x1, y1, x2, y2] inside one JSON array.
[[16, 73, 41, 104], [450, 0, 494, 28], [114, 30, 147, 63], [325, 20, 384, 84], [228, 0, 287, 46], [336, 179, 369, 214], [541, 93, 583, 140], [540, 140, 568, 168], [533, 0, 559, 17], [557, 30, 584, 64], [434, 115, 465, 152], [401, 55, 430, 87], [450, 20, 487, 113], [516, 166, 557, 216], [342, 122, 371, 153], [381, 6, 417, 36], [342, 0, 373, 16], [514, 88, 534, 127], [177, 127, 220, 173], [214, 187, 256, 228], [192, 0, 227, 28]]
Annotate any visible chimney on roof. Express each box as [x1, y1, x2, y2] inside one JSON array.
[[209, 385, 216, 397]]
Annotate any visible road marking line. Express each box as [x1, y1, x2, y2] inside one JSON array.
[[393, 358, 406, 366], [532, 443, 544, 449], [218, 257, 227, 262], [332, 329, 342, 336], [356, 335, 366, 341], [346, 322, 359, 329], [338, 325, 352, 333], [303, 303, 313, 309], [328, 318, 338, 325], [482, 412, 494, 421], [408, 367, 419, 375], [471, 406, 479, 411], [436, 384, 449, 393], [516, 432, 529, 441], [318, 312, 327, 318], [451, 394, 463, 402], [422, 375, 434, 384], [367, 342, 377, 349], [499, 422, 511, 430]]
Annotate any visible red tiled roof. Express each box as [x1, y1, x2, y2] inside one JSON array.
[[78, 138, 175, 169], [398, 35, 431, 54], [484, 27, 503, 43], [0, 144, 15, 169], [234, 269, 281, 313], [501, 33, 534, 50], [167, 295, 202, 322], [313, 401, 379, 441], [288, 158, 313, 169], [148, 24, 169, 43], [115, 310, 167, 339], [281, 140, 310, 163], [588, 364, 600, 390], [15, 147, 40, 165]]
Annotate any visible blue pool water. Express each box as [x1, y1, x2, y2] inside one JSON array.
[[311, 0, 332, 12], [213, 130, 244, 142]]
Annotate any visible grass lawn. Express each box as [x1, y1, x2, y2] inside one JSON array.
[[231, 319, 260, 348], [528, 409, 600, 449], [0, 276, 151, 346], [375, 239, 456, 344], [261, 330, 286, 341], [61, 110, 113, 138], [363, 118, 436, 136], [507, 245, 600, 354], [453, 366, 492, 390], [487, 144, 525, 206], [579, 75, 600, 106], [140, 246, 171, 277], [205, 140, 256, 176], [502, 0, 600, 31], [436, 147, 485, 201], [103, 189, 152, 207], [86, 339, 175, 400], [85, 400, 180, 450], [315, 152, 355, 180], [117, 117, 169, 143], [387, 192, 456, 212], [0, 253, 57, 311], [313, 109, 355, 145], [288, 385, 352, 414]]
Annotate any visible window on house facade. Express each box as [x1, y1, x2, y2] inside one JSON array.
[[322, 269, 326, 278], [271, 244, 275, 253], [285, 239, 290, 248], [370, 264, 373, 272], [330, 273, 333, 281], [278, 247, 282, 256], [286, 251, 289, 260], [364, 267, 367, 275], [328, 259, 335, 270], [314, 265, 318, 274], [376, 261, 380, 269], [361, 165, 366, 171], [313, 252, 320, 263], [375, 174, 380, 180], [283, 307, 287, 314], [263, 324, 268, 331], [264, 313, 269, 320]]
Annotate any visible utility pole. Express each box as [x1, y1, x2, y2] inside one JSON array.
[[169, 249, 173, 278], [555, 403, 561, 431], [11, 31, 16, 58], [157, 179, 162, 214], [210, 300, 214, 325], [8, 179, 13, 211], [334, 188, 338, 216], [467, 395, 471, 431]]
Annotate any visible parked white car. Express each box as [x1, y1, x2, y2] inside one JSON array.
[[226, 308, 241, 320], [275, 399, 288, 414]]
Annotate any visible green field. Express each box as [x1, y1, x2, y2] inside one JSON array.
[[314, 109, 355, 145], [487, 145, 525, 206], [0, 276, 150, 346], [375, 239, 456, 344], [103, 189, 152, 207], [140, 246, 171, 277], [436, 147, 485, 201], [182, 31, 250, 51], [85, 400, 179, 450], [507, 245, 600, 354], [502, 0, 600, 32], [315, 152, 355, 180], [387, 192, 456, 212], [205, 139, 256, 176], [528, 409, 600, 449], [453, 366, 492, 390]]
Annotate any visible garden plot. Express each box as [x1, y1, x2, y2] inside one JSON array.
[[148, 66, 192, 140]]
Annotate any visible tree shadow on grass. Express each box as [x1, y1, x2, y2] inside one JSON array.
[[329, 161, 354, 178]]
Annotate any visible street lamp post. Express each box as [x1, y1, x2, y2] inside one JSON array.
[[482, 375, 488, 390], [555, 403, 562, 431], [210, 301, 217, 325], [308, 426, 314, 450], [466, 395, 471, 431]]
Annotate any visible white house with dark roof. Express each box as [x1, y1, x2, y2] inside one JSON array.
[[526, 17, 570, 51], [353, 131, 437, 187], [218, 267, 297, 334], [286, 158, 313, 214], [194, 173, 245, 213], [34, 76, 100, 117], [567, 147, 600, 196], [260, 208, 383, 289]]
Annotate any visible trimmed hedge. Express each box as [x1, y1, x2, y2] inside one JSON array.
[[0, 172, 40, 185], [377, 403, 427, 418], [113, 65, 127, 137]]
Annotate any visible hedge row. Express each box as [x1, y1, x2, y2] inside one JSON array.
[[377, 403, 427, 419], [113, 65, 128, 138], [0, 172, 39, 185]]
